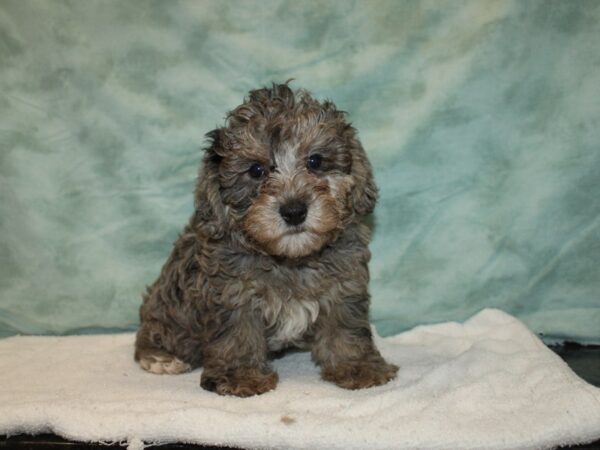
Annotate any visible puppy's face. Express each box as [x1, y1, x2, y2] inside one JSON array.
[[241, 122, 356, 258], [197, 85, 377, 258]]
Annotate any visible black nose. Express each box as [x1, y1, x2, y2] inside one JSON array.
[[279, 200, 308, 226]]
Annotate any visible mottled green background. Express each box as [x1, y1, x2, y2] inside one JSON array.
[[1, 1, 599, 341]]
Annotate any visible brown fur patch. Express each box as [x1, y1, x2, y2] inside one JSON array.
[[201, 366, 279, 397], [321, 361, 399, 390]]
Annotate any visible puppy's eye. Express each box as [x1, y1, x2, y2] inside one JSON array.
[[307, 154, 323, 170], [248, 163, 266, 179]]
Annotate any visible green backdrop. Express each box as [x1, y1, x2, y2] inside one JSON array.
[[1, 0, 599, 342]]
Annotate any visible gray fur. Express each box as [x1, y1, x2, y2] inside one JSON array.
[[135, 83, 398, 396]]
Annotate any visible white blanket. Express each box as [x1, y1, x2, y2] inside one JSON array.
[[1, 309, 599, 450]]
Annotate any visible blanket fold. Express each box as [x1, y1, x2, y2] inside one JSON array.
[[1, 308, 599, 450]]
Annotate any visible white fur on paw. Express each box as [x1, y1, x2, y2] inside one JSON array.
[[139, 355, 191, 375]]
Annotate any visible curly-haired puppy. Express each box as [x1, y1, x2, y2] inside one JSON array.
[[135, 83, 398, 397]]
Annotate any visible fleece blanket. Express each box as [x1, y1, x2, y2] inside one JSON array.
[[1, 309, 599, 450]]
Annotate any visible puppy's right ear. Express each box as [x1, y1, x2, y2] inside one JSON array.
[[193, 129, 227, 239], [346, 127, 378, 216]]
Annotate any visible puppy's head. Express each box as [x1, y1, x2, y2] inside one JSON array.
[[195, 83, 377, 258]]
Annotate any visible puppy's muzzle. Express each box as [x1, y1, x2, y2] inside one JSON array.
[[279, 199, 308, 226]]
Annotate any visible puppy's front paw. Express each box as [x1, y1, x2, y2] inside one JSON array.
[[200, 366, 278, 397], [321, 360, 398, 390]]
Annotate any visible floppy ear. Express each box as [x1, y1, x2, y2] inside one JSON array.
[[347, 128, 378, 216], [193, 129, 228, 239]]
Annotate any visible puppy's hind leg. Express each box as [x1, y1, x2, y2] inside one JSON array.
[[134, 323, 193, 375], [135, 346, 192, 375]]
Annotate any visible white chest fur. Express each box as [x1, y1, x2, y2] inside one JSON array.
[[263, 295, 320, 351]]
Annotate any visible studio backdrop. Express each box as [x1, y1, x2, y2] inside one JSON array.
[[1, 0, 599, 342]]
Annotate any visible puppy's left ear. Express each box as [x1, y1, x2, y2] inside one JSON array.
[[193, 129, 228, 239], [346, 127, 378, 216]]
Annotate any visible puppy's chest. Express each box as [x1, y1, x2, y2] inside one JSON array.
[[260, 280, 327, 351]]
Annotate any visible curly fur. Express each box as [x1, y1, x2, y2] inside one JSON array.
[[135, 83, 398, 397]]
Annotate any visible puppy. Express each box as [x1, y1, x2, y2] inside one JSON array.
[[135, 83, 398, 397]]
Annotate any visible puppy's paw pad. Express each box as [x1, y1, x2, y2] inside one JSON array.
[[322, 360, 398, 390], [139, 354, 191, 375]]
